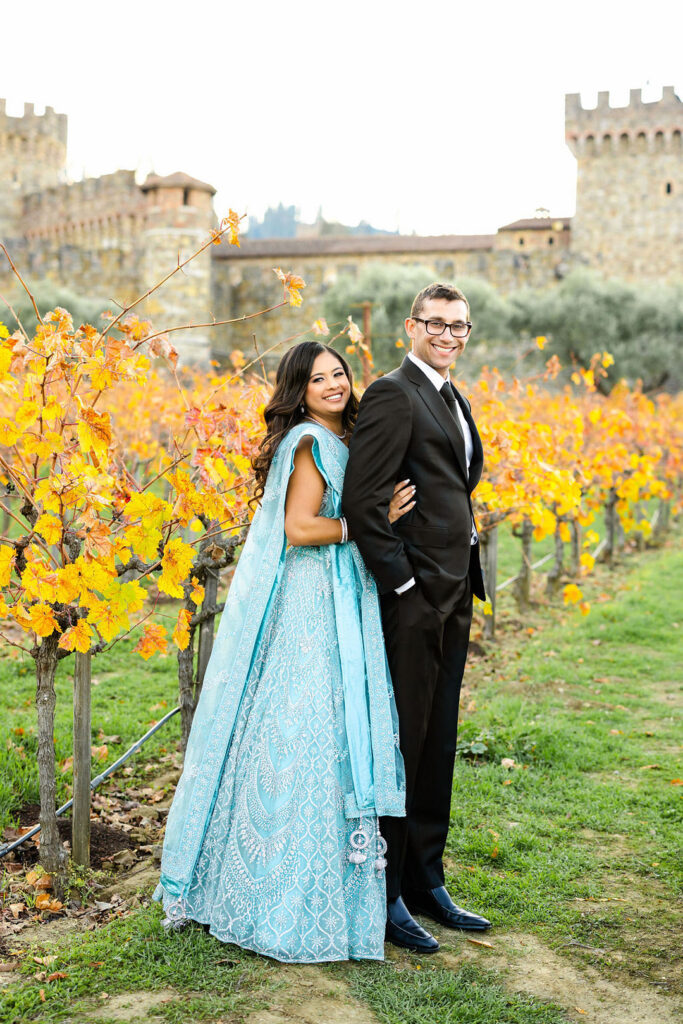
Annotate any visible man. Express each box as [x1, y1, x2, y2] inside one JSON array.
[[342, 282, 491, 953]]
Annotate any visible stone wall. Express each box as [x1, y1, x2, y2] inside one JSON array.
[[566, 88, 683, 281], [209, 237, 574, 356]]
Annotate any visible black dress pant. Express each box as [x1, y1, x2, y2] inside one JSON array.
[[379, 572, 473, 901]]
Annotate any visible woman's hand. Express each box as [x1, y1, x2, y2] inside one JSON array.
[[388, 479, 416, 524]]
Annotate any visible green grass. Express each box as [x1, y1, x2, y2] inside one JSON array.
[[346, 961, 572, 1024], [0, 903, 273, 1023], [446, 537, 682, 984], [0, 630, 181, 831]]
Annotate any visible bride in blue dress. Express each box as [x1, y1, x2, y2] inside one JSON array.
[[155, 342, 411, 962]]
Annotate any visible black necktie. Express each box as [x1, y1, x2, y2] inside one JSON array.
[[440, 382, 463, 438], [440, 381, 466, 461], [440, 383, 476, 540]]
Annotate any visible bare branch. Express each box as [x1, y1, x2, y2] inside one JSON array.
[[0, 244, 43, 326]]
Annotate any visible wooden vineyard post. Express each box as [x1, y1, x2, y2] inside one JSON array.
[[513, 517, 533, 610], [481, 525, 498, 640], [197, 565, 219, 689], [603, 487, 617, 565], [569, 519, 581, 575], [72, 651, 92, 868]]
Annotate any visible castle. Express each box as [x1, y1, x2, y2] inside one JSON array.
[[1, 89, 681, 361]]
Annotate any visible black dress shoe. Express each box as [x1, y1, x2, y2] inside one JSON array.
[[385, 896, 439, 953], [404, 886, 492, 931]]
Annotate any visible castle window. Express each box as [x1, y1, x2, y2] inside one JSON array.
[[602, 133, 612, 152], [619, 132, 630, 153], [183, 187, 191, 206], [518, 237, 525, 246], [548, 237, 554, 245], [636, 132, 647, 153], [665, 182, 673, 195], [673, 130, 682, 150], [654, 131, 665, 152]]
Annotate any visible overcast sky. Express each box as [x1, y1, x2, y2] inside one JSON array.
[[2, 0, 681, 236]]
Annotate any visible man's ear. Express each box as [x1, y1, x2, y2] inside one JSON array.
[[404, 317, 415, 344]]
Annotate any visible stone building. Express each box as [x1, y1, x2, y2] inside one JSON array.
[[0, 88, 681, 362], [565, 86, 682, 281], [0, 101, 216, 362]]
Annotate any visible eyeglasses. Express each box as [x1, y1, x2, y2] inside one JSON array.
[[412, 317, 473, 339]]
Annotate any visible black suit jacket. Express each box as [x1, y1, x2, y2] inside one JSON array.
[[342, 356, 486, 610]]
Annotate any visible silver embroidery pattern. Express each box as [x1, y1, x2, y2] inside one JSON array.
[[159, 490, 386, 962]]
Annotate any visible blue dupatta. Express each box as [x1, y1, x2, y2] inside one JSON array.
[[158, 423, 405, 901]]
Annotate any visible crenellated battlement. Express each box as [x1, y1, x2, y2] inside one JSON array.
[[0, 99, 68, 197], [566, 87, 682, 156], [0, 100, 68, 146]]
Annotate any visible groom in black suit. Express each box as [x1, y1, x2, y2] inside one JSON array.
[[342, 282, 491, 953]]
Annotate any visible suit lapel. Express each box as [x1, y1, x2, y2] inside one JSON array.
[[452, 385, 484, 491], [400, 358, 469, 481]]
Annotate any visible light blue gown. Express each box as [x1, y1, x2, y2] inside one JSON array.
[[154, 423, 405, 963]]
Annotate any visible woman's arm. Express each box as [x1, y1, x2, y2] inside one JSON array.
[[284, 437, 344, 547]]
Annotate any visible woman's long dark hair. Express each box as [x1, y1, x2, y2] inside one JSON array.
[[251, 341, 359, 505]]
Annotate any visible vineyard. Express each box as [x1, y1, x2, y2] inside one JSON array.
[[0, 221, 681, 886]]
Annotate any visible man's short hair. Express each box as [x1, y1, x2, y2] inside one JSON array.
[[411, 282, 469, 319]]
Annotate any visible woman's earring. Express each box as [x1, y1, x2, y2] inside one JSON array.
[[300, 403, 305, 414]]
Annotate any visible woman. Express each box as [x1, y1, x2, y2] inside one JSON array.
[[155, 342, 413, 963]]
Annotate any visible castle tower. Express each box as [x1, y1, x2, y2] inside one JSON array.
[[0, 101, 68, 243], [565, 87, 682, 281], [139, 172, 217, 365]]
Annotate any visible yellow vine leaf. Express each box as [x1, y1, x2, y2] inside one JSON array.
[[15, 401, 41, 432], [58, 619, 93, 654], [190, 576, 205, 605], [77, 408, 112, 455], [21, 561, 59, 603], [158, 538, 195, 598], [34, 514, 63, 546], [0, 544, 16, 587], [172, 608, 192, 651], [273, 267, 305, 307], [134, 622, 168, 660], [563, 583, 583, 605], [0, 418, 21, 446], [0, 347, 12, 381], [28, 603, 62, 638], [124, 524, 163, 563]]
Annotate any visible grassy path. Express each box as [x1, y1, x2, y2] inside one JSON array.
[[1, 537, 681, 1023]]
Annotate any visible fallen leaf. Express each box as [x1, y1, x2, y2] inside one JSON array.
[[0, 963, 18, 973], [9, 903, 25, 919], [39, 989, 46, 1003], [574, 1010, 587, 1016], [25, 870, 40, 887], [671, 779, 683, 786], [502, 779, 512, 786], [639, 764, 661, 771], [89, 961, 104, 968], [609, 729, 623, 735], [35, 894, 51, 910], [33, 956, 57, 966], [35, 874, 53, 891], [466, 938, 493, 948], [501, 757, 516, 769], [107, 849, 136, 868]]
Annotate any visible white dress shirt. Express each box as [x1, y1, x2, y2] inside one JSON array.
[[394, 353, 476, 594]]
